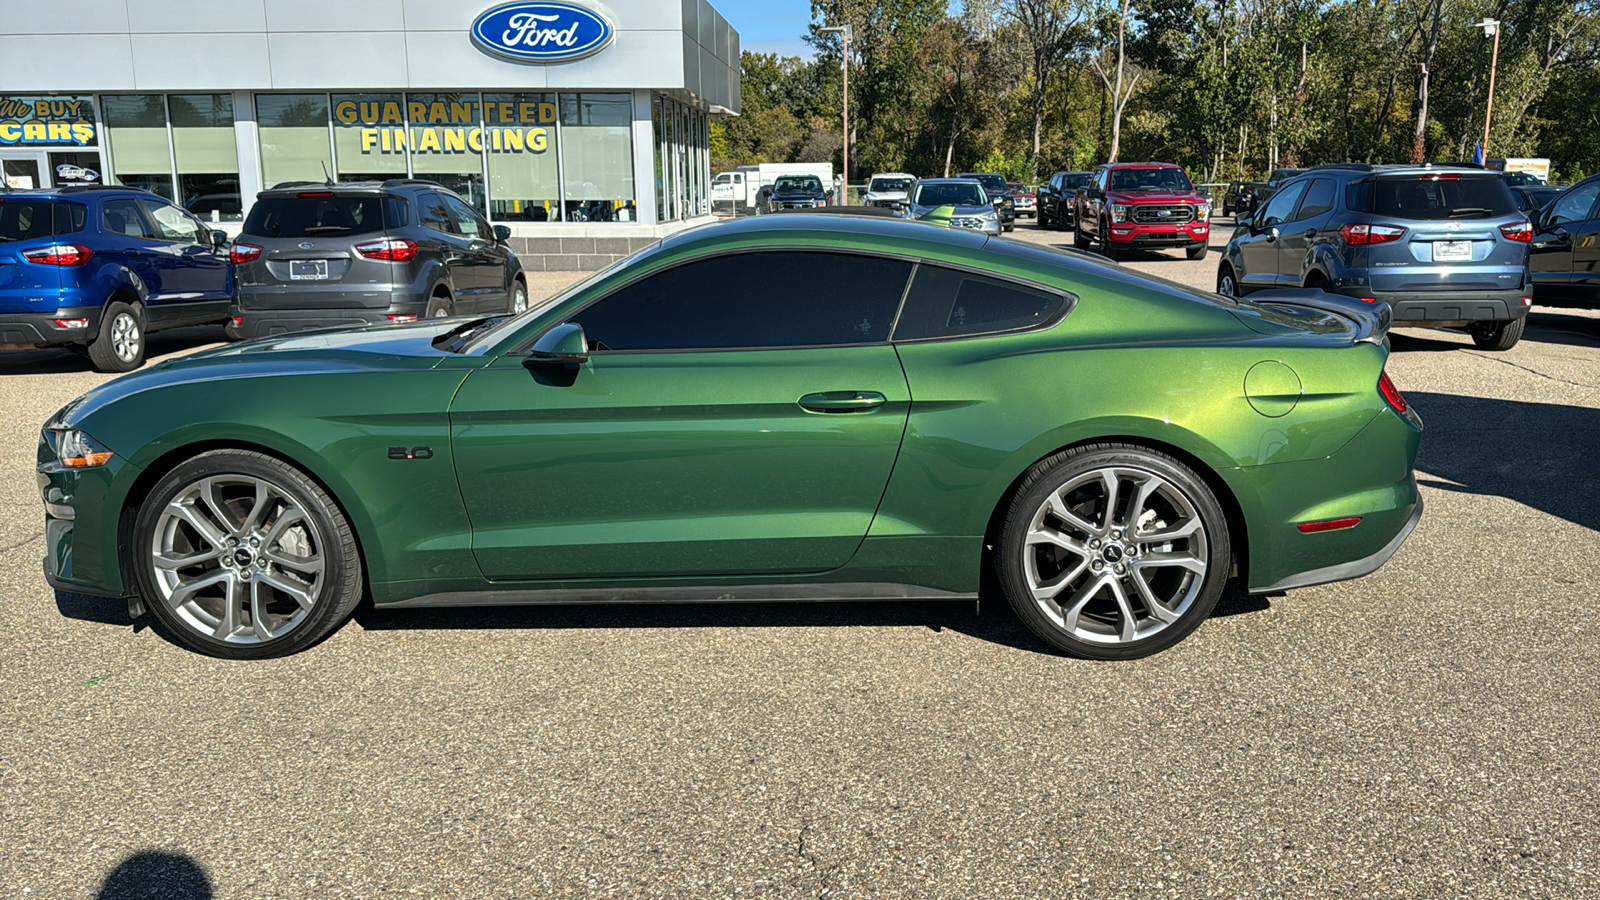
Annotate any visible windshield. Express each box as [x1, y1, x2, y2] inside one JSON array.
[[1061, 174, 1089, 189], [1358, 175, 1518, 220], [773, 176, 822, 193], [961, 174, 1008, 193], [1501, 171, 1542, 186], [1109, 168, 1193, 192], [243, 195, 387, 238], [914, 182, 989, 207], [869, 177, 913, 192]]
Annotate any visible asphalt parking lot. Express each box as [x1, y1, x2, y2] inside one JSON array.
[[4, 219, 1599, 898]]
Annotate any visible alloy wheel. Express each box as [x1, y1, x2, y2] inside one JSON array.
[[110, 312, 141, 363], [1219, 271, 1237, 297], [1022, 466, 1208, 645], [149, 475, 327, 644], [512, 284, 528, 313]]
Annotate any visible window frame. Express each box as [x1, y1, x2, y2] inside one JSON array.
[[512, 246, 1078, 356]]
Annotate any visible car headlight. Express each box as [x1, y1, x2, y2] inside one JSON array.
[[1110, 204, 1129, 223], [983, 210, 999, 221], [51, 429, 114, 468], [1196, 205, 1210, 222]]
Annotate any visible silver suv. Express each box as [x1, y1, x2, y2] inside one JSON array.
[[227, 180, 526, 339], [1219, 164, 1533, 350]]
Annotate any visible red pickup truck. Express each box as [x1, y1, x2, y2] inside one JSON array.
[[1072, 163, 1211, 260]]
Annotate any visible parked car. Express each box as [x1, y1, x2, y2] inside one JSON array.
[[41, 213, 1422, 661], [904, 178, 1002, 236], [1218, 164, 1533, 350], [227, 180, 525, 340], [0, 184, 232, 372], [761, 174, 829, 212], [1038, 171, 1092, 230], [1501, 170, 1545, 187], [863, 173, 916, 210], [1073, 163, 1211, 260], [1256, 168, 1308, 206], [1224, 179, 1268, 216], [1008, 182, 1037, 218], [1511, 185, 1562, 214], [957, 172, 1016, 232], [1529, 173, 1600, 308]]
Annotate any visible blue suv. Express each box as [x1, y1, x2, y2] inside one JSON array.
[[1218, 164, 1533, 350], [0, 185, 232, 371]]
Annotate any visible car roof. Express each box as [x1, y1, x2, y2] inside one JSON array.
[[256, 178, 446, 198], [0, 185, 157, 200], [916, 177, 982, 184], [869, 172, 915, 179], [1103, 162, 1183, 169]]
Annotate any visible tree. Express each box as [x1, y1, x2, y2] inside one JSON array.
[[1088, 0, 1141, 162], [1007, 0, 1085, 180]]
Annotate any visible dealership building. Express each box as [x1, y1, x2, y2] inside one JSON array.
[[0, 0, 739, 269]]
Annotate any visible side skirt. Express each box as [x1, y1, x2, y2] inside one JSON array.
[[385, 582, 979, 609]]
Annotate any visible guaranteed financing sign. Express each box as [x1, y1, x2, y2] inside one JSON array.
[[338, 98, 556, 157], [471, 2, 615, 62]]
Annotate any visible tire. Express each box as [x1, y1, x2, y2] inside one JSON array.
[[1217, 265, 1239, 298], [426, 293, 453, 318], [1097, 220, 1119, 260], [995, 444, 1232, 660], [509, 279, 528, 314], [1186, 243, 1209, 261], [132, 449, 365, 659], [1074, 221, 1091, 250], [1039, 210, 1053, 229], [1468, 316, 1525, 351], [87, 301, 145, 373]]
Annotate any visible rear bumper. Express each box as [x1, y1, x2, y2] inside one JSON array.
[[0, 306, 105, 350], [227, 297, 430, 339], [1332, 287, 1529, 324]]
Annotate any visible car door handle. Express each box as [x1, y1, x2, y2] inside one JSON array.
[[798, 391, 887, 413], [1300, 229, 1317, 238], [122, 248, 145, 256]]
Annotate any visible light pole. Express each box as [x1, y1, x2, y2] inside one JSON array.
[[820, 23, 852, 203], [1472, 18, 1501, 161]]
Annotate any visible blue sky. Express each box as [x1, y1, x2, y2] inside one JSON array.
[[714, 0, 815, 58]]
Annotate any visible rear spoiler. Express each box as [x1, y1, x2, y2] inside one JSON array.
[[1247, 288, 1392, 346]]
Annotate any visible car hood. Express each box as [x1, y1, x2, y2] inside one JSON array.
[[864, 190, 909, 200], [1105, 189, 1203, 204], [772, 189, 825, 199], [49, 319, 467, 429], [910, 204, 992, 216]]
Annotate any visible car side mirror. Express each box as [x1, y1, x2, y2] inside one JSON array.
[[492, 225, 512, 243], [208, 229, 228, 250], [524, 322, 588, 366], [1235, 212, 1254, 229]]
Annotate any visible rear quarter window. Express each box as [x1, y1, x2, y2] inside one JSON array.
[[893, 264, 1066, 341], [1357, 176, 1518, 219], [242, 195, 387, 238]]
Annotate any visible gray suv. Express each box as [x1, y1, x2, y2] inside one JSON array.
[[1218, 164, 1533, 350], [227, 180, 526, 339]]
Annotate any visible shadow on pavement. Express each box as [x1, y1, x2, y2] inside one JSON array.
[[96, 851, 213, 900], [1411, 391, 1600, 532], [0, 325, 225, 376]]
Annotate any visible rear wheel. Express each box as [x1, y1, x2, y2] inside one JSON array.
[[1468, 316, 1525, 351], [996, 444, 1231, 659], [426, 293, 453, 318], [88, 301, 144, 373], [132, 450, 364, 659]]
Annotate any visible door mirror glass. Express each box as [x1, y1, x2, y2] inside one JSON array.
[[492, 224, 512, 243], [208, 229, 228, 249], [525, 323, 588, 365], [1235, 212, 1254, 229]]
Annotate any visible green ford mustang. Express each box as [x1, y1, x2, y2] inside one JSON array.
[[38, 215, 1422, 659]]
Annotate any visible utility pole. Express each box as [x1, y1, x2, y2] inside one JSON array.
[[1472, 18, 1501, 159], [821, 23, 853, 203]]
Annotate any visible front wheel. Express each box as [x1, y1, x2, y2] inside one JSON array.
[[1217, 266, 1239, 298], [1468, 316, 1525, 351], [509, 280, 528, 314], [996, 444, 1231, 659], [1073, 221, 1091, 249], [132, 450, 365, 659], [1187, 243, 1209, 261]]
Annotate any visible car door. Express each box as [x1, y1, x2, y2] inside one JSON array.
[[1237, 180, 1309, 290], [1079, 168, 1107, 236], [417, 191, 478, 304], [99, 197, 179, 308], [1531, 179, 1600, 301], [448, 249, 915, 582], [140, 199, 230, 313], [443, 194, 508, 310], [1276, 177, 1337, 285]]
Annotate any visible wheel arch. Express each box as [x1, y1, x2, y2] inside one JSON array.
[[116, 438, 374, 598], [980, 434, 1251, 587]]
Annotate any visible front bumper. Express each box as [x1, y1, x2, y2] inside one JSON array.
[[0, 306, 105, 351], [38, 439, 135, 597], [227, 302, 429, 340], [1107, 221, 1210, 246]]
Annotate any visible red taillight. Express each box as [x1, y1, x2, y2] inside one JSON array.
[[1359, 297, 1378, 303], [52, 318, 88, 329], [386, 314, 419, 323], [1499, 221, 1533, 243], [1339, 223, 1406, 245], [1298, 517, 1363, 534], [21, 244, 92, 266], [230, 317, 243, 327], [1378, 370, 1408, 414], [229, 244, 263, 264], [1521, 296, 1532, 307], [355, 238, 419, 262], [297, 191, 336, 198]]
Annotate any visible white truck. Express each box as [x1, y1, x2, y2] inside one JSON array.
[[1487, 157, 1551, 183], [712, 163, 836, 214]]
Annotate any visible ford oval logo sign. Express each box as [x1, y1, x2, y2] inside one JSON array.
[[472, 2, 615, 63]]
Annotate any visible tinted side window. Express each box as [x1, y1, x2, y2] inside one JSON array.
[[1295, 178, 1338, 219], [383, 195, 411, 229], [893, 265, 1064, 341], [1547, 181, 1600, 226], [102, 199, 155, 238], [0, 201, 78, 240], [420, 193, 456, 234], [1259, 181, 1309, 226], [572, 252, 912, 352], [141, 200, 202, 243], [56, 202, 87, 235], [443, 195, 485, 239]]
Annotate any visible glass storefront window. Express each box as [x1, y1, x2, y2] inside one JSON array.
[[332, 92, 405, 181], [102, 94, 173, 200], [170, 94, 240, 222], [484, 92, 559, 221], [560, 93, 635, 223], [408, 92, 486, 214], [652, 97, 665, 223], [258, 93, 333, 188]]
